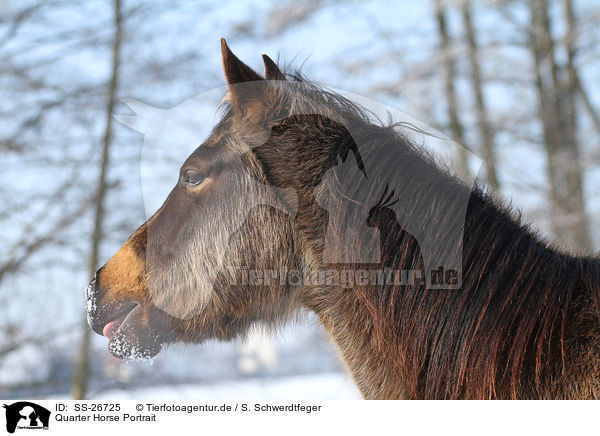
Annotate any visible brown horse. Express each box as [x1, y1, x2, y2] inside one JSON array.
[[86, 39, 600, 399]]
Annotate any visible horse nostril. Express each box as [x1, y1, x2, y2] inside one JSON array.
[[85, 267, 104, 327], [90, 272, 97, 288], [86, 269, 100, 296]]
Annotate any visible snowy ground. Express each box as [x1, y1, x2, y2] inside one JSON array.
[[89, 373, 361, 400]]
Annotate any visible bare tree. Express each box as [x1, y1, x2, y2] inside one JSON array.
[[529, 0, 590, 251], [71, 0, 123, 400], [434, 0, 470, 182], [0, 1, 106, 375], [563, 0, 600, 142], [461, 0, 499, 192]]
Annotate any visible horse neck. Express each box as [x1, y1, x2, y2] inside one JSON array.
[[299, 184, 600, 399], [271, 117, 600, 398]]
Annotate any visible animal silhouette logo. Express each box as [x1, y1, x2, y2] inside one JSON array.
[[315, 123, 469, 288], [2, 402, 50, 433], [114, 84, 475, 308], [367, 184, 425, 271], [316, 152, 383, 264]]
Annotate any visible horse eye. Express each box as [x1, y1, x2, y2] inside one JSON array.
[[182, 170, 205, 187]]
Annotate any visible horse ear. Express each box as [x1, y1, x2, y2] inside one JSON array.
[[220, 39, 288, 125], [221, 38, 266, 117], [262, 54, 286, 80], [221, 38, 262, 85]]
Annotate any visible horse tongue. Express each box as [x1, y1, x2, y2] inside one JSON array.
[[102, 312, 128, 339]]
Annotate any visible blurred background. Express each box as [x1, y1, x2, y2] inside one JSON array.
[[1, 0, 599, 400]]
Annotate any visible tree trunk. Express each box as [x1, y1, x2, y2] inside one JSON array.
[[71, 0, 122, 400], [434, 0, 470, 182], [529, 0, 590, 251], [562, 0, 590, 250], [461, 0, 499, 192]]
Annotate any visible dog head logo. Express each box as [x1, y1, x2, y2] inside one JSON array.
[[3, 402, 50, 433]]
